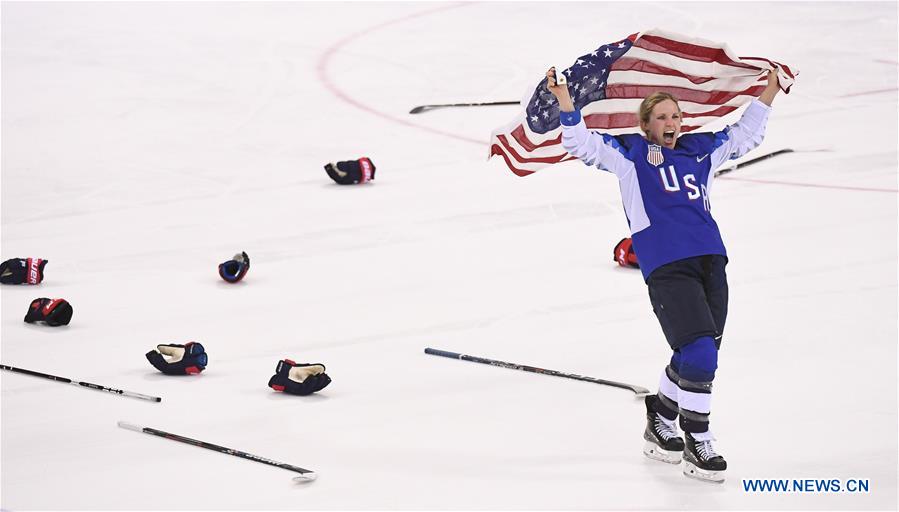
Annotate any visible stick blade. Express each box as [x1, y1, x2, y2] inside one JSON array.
[[292, 472, 317, 482], [409, 105, 433, 114], [117, 420, 144, 432]]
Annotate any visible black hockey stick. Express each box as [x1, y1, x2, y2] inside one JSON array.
[[714, 148, 795, 177], [1, 363, 161, 402], [118, 421, 316, 482], [409, 101, 520, 114], [424, 348, 650, 396]]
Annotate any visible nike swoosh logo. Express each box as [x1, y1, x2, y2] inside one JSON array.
[[696, 154, 709, 163]]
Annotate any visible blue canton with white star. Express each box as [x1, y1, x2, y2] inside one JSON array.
[[526, 39, 632, 134]]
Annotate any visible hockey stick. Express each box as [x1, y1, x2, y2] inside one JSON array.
[[424, 348, 650, 396], [409, 101, 520, 114], [715, 147, 835, 177], [1, 363, 162, 402], [118, 421, 316, 482], [714, 148, 795, 178]]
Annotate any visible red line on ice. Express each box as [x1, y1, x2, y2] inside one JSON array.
[[838, 87, 898, 98], [316, 3, 485, 146], [722, 176, 898, 193]]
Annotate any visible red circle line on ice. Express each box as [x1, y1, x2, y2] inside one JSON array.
[[315, 2, 485, 147]]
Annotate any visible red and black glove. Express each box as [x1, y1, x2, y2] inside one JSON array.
[[324, 157, 375, 185], [146, 342, 208, 375], [1, 258, 48, 284], [24, 298, 73, 326], [613, 238, 639, 268], [268, 359, 331, 395]]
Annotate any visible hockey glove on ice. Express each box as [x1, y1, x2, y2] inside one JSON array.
[[146, 342, 208, 375], [219, 251, 250, 283], [23, 298, 73, 326], [268, 359, 331, 395], [613, 237, 640, 268], [1, 258, 48, 284], [324, 157, 375, 185]]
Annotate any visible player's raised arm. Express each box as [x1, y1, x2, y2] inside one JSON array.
[[546, 67, 632, 177], [709, 71, 784, 170], [759, 70, 781, 107]]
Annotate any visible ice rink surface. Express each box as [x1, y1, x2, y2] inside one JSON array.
[[1, 1, 897, 510]]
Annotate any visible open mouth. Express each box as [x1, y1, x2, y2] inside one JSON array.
[[663, 130, 676, 145]]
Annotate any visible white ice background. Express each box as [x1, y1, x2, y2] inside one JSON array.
[[1, 2, 897, 510]]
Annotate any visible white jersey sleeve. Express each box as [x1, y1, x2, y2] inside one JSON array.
[[559, 114, 648, 235], [709, 99, 772, 171], [560, 118, 635, 178]]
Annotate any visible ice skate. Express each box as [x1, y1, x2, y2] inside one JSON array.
[[642, 395, 684, 464], [683, 432, 727, 483]]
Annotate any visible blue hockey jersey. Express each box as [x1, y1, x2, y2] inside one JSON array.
[[560, 99, 771, 280]]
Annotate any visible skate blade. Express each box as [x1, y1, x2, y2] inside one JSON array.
[[643, 441, 682, 464], [683, 460, 725, 483]]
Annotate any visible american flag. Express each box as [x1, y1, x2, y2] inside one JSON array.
[[489, 29, 797, 176]]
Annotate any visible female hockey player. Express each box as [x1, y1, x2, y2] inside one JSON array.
[[545, 68, 782, 482]]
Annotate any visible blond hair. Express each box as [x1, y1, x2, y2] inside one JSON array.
[[638, 92, 680, 134]]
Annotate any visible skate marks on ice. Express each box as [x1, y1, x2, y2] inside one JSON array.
[[257, 199, 620, 263]]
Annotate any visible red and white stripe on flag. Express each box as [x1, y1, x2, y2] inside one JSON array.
[[489, 28, 797, 177]]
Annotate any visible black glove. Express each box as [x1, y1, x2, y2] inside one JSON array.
[[324, 157, 375, 185], [268, 359, 331, 395], [24, 298, 73, 326], [1, 258, 48, 284], [219, 252, 250, 283], [146, 342, 208, 375]]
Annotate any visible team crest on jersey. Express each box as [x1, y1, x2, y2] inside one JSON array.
[[647, 144, 664, 166]]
